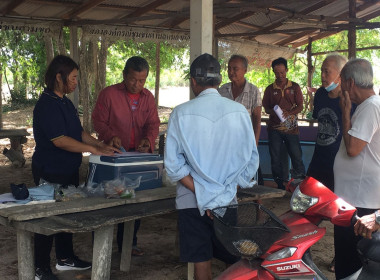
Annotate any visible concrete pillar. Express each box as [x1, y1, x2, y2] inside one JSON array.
[[189, 0, 213, 99]]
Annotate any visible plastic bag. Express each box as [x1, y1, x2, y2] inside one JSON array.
[[55, 185, 88, 202], [103, 176, 141, 199], [38, 179, 87, 202], [84, 182, 105, 197]]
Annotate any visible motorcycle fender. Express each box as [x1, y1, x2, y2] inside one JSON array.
[[216, 259, 270, 280]]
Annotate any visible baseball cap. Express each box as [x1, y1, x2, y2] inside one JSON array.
[[190, 53, 221, 78]]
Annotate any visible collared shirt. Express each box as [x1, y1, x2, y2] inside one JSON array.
[[92, 82, 160, 152], [218, 80, 262, 116], [262, 79, 303, 134], [164, 88, 259, 215], [334, 95, 380, 209], [32, 88, 83, 175]]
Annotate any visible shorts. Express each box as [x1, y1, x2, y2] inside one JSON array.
[[177, 208, 239, 264]]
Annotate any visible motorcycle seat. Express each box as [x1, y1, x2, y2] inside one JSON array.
[[357, 231, 380, 262]]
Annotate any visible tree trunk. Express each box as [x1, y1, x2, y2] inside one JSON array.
[[95, 38, 108, 101], [86, 40, 96, 132], [0, 68, 2, 129], [79, 36, 91, 133], [58, 27, 67, 55], [155, 42, 160, 107], [69, 26, 80, 108], [44, 36, 55, 66], [307, 37, 314, 112], [92, 38, 108, 132]]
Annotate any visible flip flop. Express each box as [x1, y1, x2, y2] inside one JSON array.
[[131, 247, 144, 256], [328, 257, 335, 272]]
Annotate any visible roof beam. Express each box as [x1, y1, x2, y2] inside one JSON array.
[[238, 1, 340, 41], [312, 46, 380, 56], [214, 2, 365, 24], [216, 27, 323, 38], [215, 11, 256, 30], [290, 0, 380, 47], [163, 16, 189, 28], [271, 1, 338, 46], [62, 0, 107, 20], [1, 0, 26, 16], [121, 0, 173, 20]]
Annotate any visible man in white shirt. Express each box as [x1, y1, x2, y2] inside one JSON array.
[[333, 58, 380, 279], [165, 53, 259, 280]]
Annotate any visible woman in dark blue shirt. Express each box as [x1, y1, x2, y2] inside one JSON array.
[[32, 55, 118, 280]]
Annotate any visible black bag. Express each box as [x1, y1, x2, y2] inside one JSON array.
[[10, 183, 29, 200]]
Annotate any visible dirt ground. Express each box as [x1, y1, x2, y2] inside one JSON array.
[[0, 106, 335, 280]]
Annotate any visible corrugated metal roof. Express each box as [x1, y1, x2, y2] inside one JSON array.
[[0, 0, 379, 50]]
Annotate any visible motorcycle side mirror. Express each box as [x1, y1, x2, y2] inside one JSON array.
[[286, 178, 304, 193]]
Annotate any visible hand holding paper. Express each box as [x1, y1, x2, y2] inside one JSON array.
[[274, 105, 286, 122]]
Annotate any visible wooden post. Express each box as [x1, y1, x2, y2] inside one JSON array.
[[213, 15, 218, 59], [307, 37, 314, 112], [155, 42, 160, 107], [120, 220, 134, 272], [348, 0, 356, 59], [17, 230, 34, 280], [92, 226, 114, 280]]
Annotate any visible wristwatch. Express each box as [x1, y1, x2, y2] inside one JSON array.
[[375, 210, 380, 225]]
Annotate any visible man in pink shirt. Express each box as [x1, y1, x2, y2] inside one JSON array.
[[92, 56, 160, 255], [93, 56, 160, 153]]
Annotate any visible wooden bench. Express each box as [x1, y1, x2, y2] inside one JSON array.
[[0, 129, 30, 167]]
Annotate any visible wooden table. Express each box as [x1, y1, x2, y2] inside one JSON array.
[[0, 183, 285, 280]]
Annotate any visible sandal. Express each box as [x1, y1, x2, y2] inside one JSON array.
[[131, 246, 144, 256], [328, 257, 335, 272]]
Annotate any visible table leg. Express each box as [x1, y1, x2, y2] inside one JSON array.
[[92, 226, 114, 280], [17, 230, 34, 280], [120, 220, 134, 272], [188, 262, 194, 280]]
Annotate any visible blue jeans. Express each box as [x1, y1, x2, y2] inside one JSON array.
[[268, 129, 305, 188]]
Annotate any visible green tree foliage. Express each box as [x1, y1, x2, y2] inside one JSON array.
[[106, 40, 188, 89], [0, 30, 46, 105]]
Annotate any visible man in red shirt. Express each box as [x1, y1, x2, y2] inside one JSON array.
[[262, 57, 305, 189], [92, 56, 160, 255]]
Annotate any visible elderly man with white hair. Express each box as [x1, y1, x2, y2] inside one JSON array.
[[333, 58, 380, 280]]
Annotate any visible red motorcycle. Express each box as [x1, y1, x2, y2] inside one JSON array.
[[212, 176, 380, 280]]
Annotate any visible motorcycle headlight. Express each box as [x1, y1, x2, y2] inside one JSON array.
[[266, 247, 297, 261], [290, 186, 318, 213]]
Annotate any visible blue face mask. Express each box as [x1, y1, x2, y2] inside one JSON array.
[[325, 81, 339, 92]]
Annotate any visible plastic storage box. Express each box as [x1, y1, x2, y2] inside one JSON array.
[[87, 152, 164, 191]]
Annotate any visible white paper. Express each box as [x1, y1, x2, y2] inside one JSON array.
[[274, 105, 286, 122]]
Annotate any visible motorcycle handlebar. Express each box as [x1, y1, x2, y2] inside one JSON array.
[[351, 212, 359, 226]]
